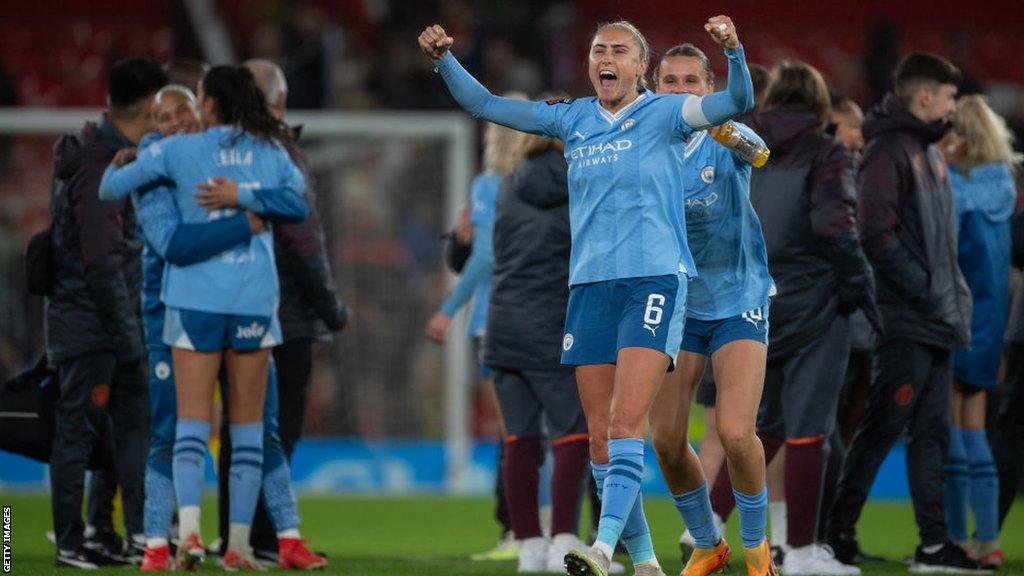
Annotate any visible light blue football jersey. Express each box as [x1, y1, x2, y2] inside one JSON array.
[[100, 126, 305, 317], [682, 125, 774, 320], [435, 47, 753, 286]]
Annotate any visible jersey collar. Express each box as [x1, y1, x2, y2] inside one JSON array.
[[684, 130, 707, 159], [594, 92, 647, 125]]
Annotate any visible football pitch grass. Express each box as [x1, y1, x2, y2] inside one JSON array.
[[1, 494, 1021, 575]]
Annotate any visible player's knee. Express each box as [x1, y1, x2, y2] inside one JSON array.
[[607, 408, 646, 439], [716, 420, 755, 455], [651, 427, 686, 462], [607, 419, 642, 441]]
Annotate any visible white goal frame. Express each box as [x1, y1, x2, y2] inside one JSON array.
[[0, 107, 479, 494]]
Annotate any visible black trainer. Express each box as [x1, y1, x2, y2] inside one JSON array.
[[253, 547, 280, 566], [54, 550, 99, 570], [121, 536, 147, 565], [81, 538, 130, 566], [909, 542, 993, 574], [827, 532, 862, 565]]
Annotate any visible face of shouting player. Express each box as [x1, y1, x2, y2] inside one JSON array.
[[656, 56, 713, 97], [589, 26, 647, 112]]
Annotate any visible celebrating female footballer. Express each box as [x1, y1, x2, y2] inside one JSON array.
[[419, 16, 756, 576], [649, 43, 776, 576]]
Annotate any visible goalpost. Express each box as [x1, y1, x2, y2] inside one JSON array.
[[0, 107, 479, 493]]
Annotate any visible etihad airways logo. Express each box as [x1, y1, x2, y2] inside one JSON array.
[[569, 139, 633, 169], [569, 139, 633, 159]]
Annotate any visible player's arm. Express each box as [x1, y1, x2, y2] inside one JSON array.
[[194, 160, 308, 223], [164, 217, 256, 265], [194, 180, 306, 222], [679, 16, 754, 131], [420, 25, 564, 138], [133, 185, 255, 265], [439, 203, 496, 318], [99, 139, 170, 201]]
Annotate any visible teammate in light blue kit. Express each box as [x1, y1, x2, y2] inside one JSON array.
[[419, 16, 754, 576], [120, 84, 320, 571], [647, 45, 776, 576], [426, 118, 519, 346], [99, 66, 306, 571]]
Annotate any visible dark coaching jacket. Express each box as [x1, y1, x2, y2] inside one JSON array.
[[857, 94, 972, 351], [484, 146, 570, 370], [746, 106, 880, 359], [45, 115, 144, 364], [272, 130, 347, 341]]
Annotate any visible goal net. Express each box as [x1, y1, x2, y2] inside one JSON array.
[[0, 108, 481, 492]]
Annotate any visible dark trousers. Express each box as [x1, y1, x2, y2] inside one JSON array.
[[758, 317, 850, 547], [86, 468, 117, 535], [50, 352, 148, 552], [995, 342, 1024, 527], [819, 349, 874, 540], [828, 339, 951, 546], [218, 338, 313, 552]]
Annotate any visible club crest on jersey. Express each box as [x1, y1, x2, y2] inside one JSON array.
[[621, 118, 636, 131], [155, 361, 171, 381], [562, 333, 574, 351], [701, 166, 715, 184]]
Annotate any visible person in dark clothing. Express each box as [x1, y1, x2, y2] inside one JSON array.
[[995, 210, 1024, 529], [484, 131, 592, 573], [816, 96, 882, 556], [705, 61, 877, 576], [216, 59, 346, 563], [825, 53, 984, 574], [44, 58, 167, 569]]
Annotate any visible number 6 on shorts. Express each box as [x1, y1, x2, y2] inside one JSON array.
[[644, 293, 665, 326]]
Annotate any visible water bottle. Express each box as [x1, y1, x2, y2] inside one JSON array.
[[710, 122, 770, 168]]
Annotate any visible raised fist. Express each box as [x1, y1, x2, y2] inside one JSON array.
[[418, 24, 454, 60], [705, 16, 740, 50]]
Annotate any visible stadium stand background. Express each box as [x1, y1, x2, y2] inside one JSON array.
[[0, 0, 1021, 450]]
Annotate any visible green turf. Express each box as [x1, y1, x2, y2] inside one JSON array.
[[1, 493, 1021, 574]]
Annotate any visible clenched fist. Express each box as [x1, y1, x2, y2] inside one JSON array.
[[418, 24, 454, 60], [705, 16, 740, 50]]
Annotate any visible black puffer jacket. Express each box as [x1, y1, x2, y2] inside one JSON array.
[[484, 146, 570, 369], [273, 133, 347, 341], [857, 94, 972, 350], [45, 116, 143, 364], [747, 106, 879, 359]]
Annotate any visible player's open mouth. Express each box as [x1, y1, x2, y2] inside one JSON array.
[[599, 70, 617, 90]]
